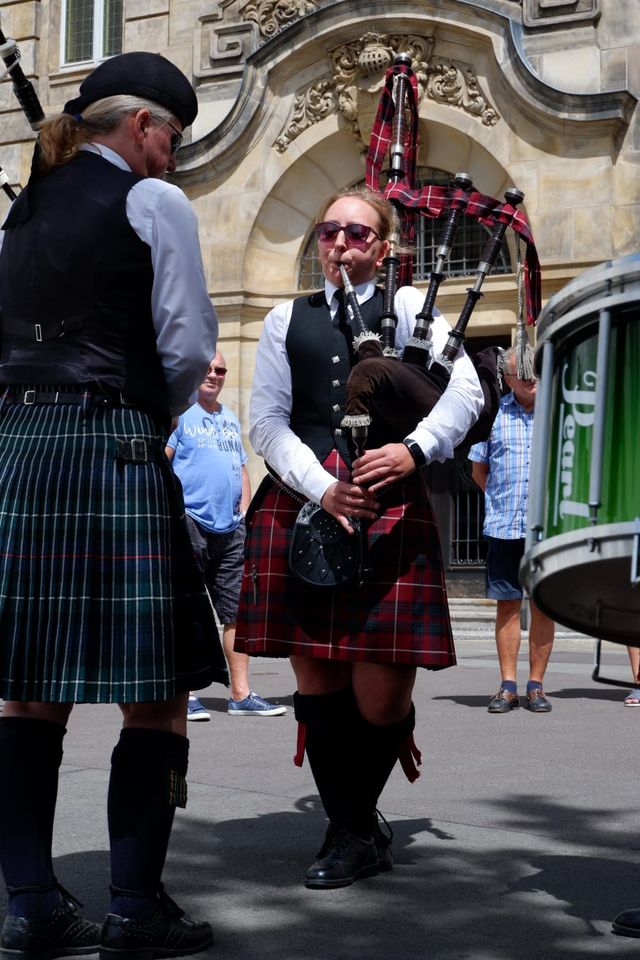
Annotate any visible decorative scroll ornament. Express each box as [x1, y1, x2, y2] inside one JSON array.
[[241, 0, 318, 39], [274, 78, 336, 153], [426, 61, 499, 127], [273, 31, 500, 154]]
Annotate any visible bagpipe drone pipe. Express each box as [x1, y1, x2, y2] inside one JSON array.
[[340, 54, 541, 454], [0, 17, 45, 201]]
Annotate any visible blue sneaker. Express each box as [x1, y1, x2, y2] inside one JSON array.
[[228, 691, 287, 717], [187, 695, 211, 721]]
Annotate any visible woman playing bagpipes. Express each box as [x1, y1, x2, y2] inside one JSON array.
[[234, 185, 484, 889]]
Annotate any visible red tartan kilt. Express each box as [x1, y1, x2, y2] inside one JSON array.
[[235, 452, 455, 668]]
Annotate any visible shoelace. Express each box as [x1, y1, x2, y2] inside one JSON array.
[[373, 809, 393, 847], [7, 880, 83, 912]]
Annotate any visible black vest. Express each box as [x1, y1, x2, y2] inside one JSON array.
[[0, 152, 168, 425], [286, 288, 383, 465]]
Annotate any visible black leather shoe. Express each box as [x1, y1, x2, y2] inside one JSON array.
[[305, 826, 378, 889], [612, 907, 640, 937], [526, 689, 552, 713], [0, 899, 101, 959], [100, 889, 213, 960], [487, 689, 520, 713]]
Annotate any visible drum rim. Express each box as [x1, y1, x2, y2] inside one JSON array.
[[523, 520, 640, 570], [537, 253, 640, 337], [521, 521, 640, 643], [534, 286, 638, 362]]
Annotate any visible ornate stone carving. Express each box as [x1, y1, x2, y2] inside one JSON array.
[[241, 0, 318, 40], [274, 78, 336, 153], [426, 61, 499, 127], [196, 0, 259, 80], [523, 0, 600, 27], [274, 32, 499, 154]]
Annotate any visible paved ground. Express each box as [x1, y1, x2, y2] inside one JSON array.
[[2, 633, 640, 960]]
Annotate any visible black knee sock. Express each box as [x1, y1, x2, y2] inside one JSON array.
[[293, 689, 373, 840], [359, 704, 416, 821], [0, 717, 65, 918], [108, 728, 188, 918]]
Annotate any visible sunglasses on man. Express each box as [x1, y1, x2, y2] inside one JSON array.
[[152, 116, 183, 154], [314, 221, 381, 246]]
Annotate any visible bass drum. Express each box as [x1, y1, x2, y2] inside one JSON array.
[[521, 254, 640, 646]]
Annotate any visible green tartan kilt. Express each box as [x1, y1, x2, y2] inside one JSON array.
[[0, 397, 228, 703]]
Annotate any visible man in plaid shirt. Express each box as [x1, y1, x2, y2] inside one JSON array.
[[468, 346, 555, 714]]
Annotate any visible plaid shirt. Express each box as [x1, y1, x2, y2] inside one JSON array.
[[468, 392, 534, 540]]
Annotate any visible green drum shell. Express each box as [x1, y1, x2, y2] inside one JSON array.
[[544, 304, 640, 534], [521, 254, 640, 645]]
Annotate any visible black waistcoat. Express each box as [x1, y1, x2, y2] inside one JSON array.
[[0, 152, 168, 424], [286, 287, 383, 466]]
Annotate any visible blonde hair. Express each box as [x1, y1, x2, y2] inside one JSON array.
[[36, 95, 174, 174], [316, 185, 399, 242]]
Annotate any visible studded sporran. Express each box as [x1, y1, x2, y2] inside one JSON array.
[[288, 501, 361, 588]]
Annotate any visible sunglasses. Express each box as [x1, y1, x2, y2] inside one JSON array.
[[505, 371, 537, 384], [213, 366, 227, 376], [152, 116, 183, 154], [314, 221, 381, 245]]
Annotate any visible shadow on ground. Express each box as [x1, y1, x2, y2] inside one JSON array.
[[2, 792, 638, 960]]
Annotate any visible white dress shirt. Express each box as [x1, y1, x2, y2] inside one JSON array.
[[250, 278, 484, 504], [0, 143, 217, 416]]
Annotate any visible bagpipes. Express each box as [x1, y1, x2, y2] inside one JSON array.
[[340, 54, 541, 455], [0, 17, 45, 202]]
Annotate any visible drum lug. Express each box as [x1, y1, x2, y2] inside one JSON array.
[[588, 537, 600, 554]]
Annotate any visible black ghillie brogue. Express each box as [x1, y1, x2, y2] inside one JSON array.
[[305, 825, 378, 890], [612, 907, 640, 938], [99, 887, 213, 960], [0, 884, 101, 960]]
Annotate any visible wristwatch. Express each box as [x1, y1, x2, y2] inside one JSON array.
[[402, 438, 427, 470]]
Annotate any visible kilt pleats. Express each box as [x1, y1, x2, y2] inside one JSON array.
[[235, 452, 455, 669], [0, 399, 228, 703]]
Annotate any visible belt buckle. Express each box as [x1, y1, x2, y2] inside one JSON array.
[[116, 438, 149, 464], [23, 389, 36, 405], [131, 439, 148, 463]]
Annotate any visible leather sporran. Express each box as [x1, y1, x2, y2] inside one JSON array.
[[289, 502, 361, 588]]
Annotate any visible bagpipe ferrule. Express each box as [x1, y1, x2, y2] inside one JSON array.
[[403, 337, 432, 353], [352, 330, 382, 353], [340, 413, 372, 430]]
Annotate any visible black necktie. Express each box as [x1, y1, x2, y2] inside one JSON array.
[[333, 287, 353, 343], [333, 289, 354, 352]]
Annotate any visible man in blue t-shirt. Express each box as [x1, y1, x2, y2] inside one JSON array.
[[167, 353, 286, 720]]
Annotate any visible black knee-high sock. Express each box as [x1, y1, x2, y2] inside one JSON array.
[[0, 717, 65, 918], [108, 728, 188, 918], [293, 689, 373, 840], [359, 704, 416, 824]]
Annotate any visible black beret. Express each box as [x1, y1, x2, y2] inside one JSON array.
[[64, 52, 198, 129]]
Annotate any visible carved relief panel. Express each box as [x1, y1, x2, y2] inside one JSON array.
[[196, 0, 319, 79], [274, 32, 499, 155], [523, 0, 600, 27]]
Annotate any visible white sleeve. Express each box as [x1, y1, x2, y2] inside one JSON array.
[[249, 302, 339, 504], [127, 180, 218, 416], [395, 285, 484, 463]]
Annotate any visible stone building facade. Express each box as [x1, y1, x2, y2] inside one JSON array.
[[1, 0, 638, 573]]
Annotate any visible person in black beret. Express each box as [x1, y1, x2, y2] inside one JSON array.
[[0, 51, 227, 960]]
